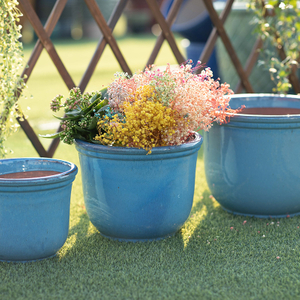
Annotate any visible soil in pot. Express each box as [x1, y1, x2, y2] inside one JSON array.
[[238, 107, 300, 115], [0, 170, 61, 179]]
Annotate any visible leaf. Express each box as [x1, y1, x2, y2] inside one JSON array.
[[88, 92, 100, 105], [82, 93, 101, 115], [88, 117, 98, 130], [74, 125, 90, 133], [65, 109, 82, 116], [99, 86, 108, 99], [97, 104, 109, 113], [53, 113, 81, 121], [83, 97, 108, 117], [52, 115, 66, 121], [94, 99, 109, 111], [39, 132, 61, 139]]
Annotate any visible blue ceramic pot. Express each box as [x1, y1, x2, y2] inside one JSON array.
[[75, 132, 203, 241], [204, 94, 300, 218], [0, 158, 77, 262]]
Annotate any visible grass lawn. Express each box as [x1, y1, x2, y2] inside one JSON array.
[[2, 36, 300, 300]]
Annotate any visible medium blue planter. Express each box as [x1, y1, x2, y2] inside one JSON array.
[[0, 158, 78, 262], [75, 132, 203, 241], [204, 94, 300, 218]]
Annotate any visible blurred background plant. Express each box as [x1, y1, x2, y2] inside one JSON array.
[[0, 0, 27, 157], [249, 0, 300, 94]]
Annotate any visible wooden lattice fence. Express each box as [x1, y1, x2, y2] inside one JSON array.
[[16, 0, 299, 157]]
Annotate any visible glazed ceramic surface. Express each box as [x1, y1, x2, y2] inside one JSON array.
[[0, 158, 77, 262], [75, 132, 203, 241], [204, 94, 300, 218]]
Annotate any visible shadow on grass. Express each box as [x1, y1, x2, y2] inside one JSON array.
[[192, 189, 216, 214], [60, 211, 187, 262], [68, 212, 91, 239], [55, 184, 297, 285], [19, 188, 300, 299]]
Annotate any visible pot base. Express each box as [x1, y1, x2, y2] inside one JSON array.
[[222, 206, 300, 219]]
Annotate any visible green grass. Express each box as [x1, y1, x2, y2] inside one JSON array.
[[2, 36, 300, 300]]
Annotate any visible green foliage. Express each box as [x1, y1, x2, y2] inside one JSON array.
[[249, 0, 300, 93], [0, 0, 26, 157], [42, 87, 109, 144]]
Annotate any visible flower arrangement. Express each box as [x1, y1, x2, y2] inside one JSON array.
[[47, 62, 242, 152]]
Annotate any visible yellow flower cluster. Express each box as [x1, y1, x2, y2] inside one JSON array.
[[95, 85, 177, 152]]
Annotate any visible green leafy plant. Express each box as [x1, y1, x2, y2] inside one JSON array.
[[0, 0, 26, 157], [43, 87, 109, 144], [249, 0, 300, 93]]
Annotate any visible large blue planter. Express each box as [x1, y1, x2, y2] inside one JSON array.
[[75, 132, 203, 241], [204, 94, 300, 218], [0, 158, 78, 262]]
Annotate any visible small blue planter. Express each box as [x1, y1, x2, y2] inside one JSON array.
[[75, 132, 203, 241], [204, 94, 300, 218], [0, 158, 78, 262]]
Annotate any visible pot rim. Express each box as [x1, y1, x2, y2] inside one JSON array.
[[226, 93, 300, 123], [0, 157, 78, 183], [75, 131, 203, 156]]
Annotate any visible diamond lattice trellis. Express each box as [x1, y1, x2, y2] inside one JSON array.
[[16, 0, 298, 157]]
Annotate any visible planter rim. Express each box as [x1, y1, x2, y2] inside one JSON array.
[[0, 157, 77, 185], [226, 93, 300, 123], [75, 131, 203, 156]]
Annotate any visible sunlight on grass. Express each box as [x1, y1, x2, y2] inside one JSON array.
[[181, 154, 221, 248], [182, 205, 208, 248]]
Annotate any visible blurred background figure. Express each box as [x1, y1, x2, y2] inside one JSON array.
[[161, 0, 220, 78]]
